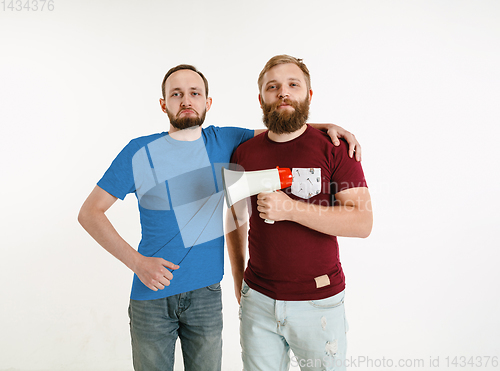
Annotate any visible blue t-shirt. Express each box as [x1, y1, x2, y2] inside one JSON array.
[[97, 125, 254, 300]]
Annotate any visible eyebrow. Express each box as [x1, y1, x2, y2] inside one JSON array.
[[265, 78, 302, 86], [169, 87, 202, 93]]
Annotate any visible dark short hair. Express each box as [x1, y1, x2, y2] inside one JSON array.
[[161, 64, 209, 99]]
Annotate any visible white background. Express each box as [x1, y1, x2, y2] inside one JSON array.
[[1, 0, 499, 370]]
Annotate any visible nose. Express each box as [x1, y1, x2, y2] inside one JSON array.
[[181, 95, 192, 107], [278, 86, 289, 99]]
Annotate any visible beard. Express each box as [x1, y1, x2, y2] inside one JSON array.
[[166, 108, 206, 130], [261, 97, 310, 134]]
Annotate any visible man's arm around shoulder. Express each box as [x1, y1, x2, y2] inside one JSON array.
[[254, 123, 362, 161]]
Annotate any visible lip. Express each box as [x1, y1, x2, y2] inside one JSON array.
[[179, 109, 195, 115]]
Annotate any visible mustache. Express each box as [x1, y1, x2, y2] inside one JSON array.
[[269, 98, 299, 111]]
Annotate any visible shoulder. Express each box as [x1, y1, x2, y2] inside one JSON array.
[[304, 125, 343, 150], [231, 131, 266, 164], [202, 126, 255, 150], [203, 125, 253, 137], [303, 126, 353, 163], [235, 130, 266, 149], [127, 132, 167, 148], [306, 125, 331, 141], [111, 132, 167, 161]]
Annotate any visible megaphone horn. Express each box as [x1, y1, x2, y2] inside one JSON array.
[[221, 166, 292, 208]]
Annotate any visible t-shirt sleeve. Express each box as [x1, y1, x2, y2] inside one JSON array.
[[230, 142, 239, 161], [330, 140, 367, 195], [97, 140, 139, 200], [217, 126, 254, 154]]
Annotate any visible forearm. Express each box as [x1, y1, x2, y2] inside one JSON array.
[[225, 206, 248, 287], [308, 123, 332, 131], [226, 225, 247, 283], [259, 187, 372, 237], [78, 208, 142, 271], [287, 201, 373, 238]]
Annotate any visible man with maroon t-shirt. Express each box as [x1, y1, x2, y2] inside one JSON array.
[[226, 55, 373, 371]]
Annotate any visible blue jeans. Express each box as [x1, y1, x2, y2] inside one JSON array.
[[128, 283, 223, 371], [240, 282, 348, 371]]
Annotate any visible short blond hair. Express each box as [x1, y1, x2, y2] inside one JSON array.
[[258, 55, 311, 93]]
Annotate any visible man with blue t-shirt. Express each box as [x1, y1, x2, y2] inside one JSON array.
[[78, 64, 361, 371]]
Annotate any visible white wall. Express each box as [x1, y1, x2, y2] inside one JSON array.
[[1, 0, 499, 370]]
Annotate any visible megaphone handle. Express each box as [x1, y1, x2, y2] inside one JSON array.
[[262, 190, 276, 224]]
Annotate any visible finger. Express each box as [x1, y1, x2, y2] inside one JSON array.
[[339, 133, 351, 156], [343, 135, 353, 158], [328, 129, 341, 146], [331, 131, 341, 146], [161, 269, 174, 281], [257, 207, 271, 215], [161, 259, 180, 270], [158, 276, 171, 287], [149, 272, 170, 289], [257, 192, 271, 200], [355, 145, 362, 162]]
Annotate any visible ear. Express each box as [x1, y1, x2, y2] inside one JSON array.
[[308, 89, 313, 102], [258, 94, 263, 108], [206, 97, 213, 112], [159, 98, 167, 113]]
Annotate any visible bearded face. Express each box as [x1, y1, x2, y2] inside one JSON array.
[[261, 97, 310, 134], [166, 107, 207, 130]]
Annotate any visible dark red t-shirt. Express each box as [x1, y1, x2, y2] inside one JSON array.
[[231, 125, 367, 300]]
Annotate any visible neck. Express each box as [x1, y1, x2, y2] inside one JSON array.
[[267, 124, 307, 143], [168, 124, 202, 141]]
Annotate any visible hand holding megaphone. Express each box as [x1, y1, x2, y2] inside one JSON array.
[[257, 190, 292, 224], [221, 166, 292, 224]]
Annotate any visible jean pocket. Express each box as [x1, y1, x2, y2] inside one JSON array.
[[308, 292, 345, 309], [206, 282, 221, 291], [240, 281, 250, 297]]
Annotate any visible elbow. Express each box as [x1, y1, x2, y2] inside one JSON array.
[[77, 207, 87, 228], [78, 205, 94, 229], [358, 227, 372, 239], [357, 213, 373, 239]]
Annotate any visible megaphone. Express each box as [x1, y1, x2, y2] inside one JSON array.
[[221, 166, 292, 224]]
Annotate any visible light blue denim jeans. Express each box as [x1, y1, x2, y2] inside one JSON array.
[[240, 281, 348, 371], [128, 283, 223, 371]]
